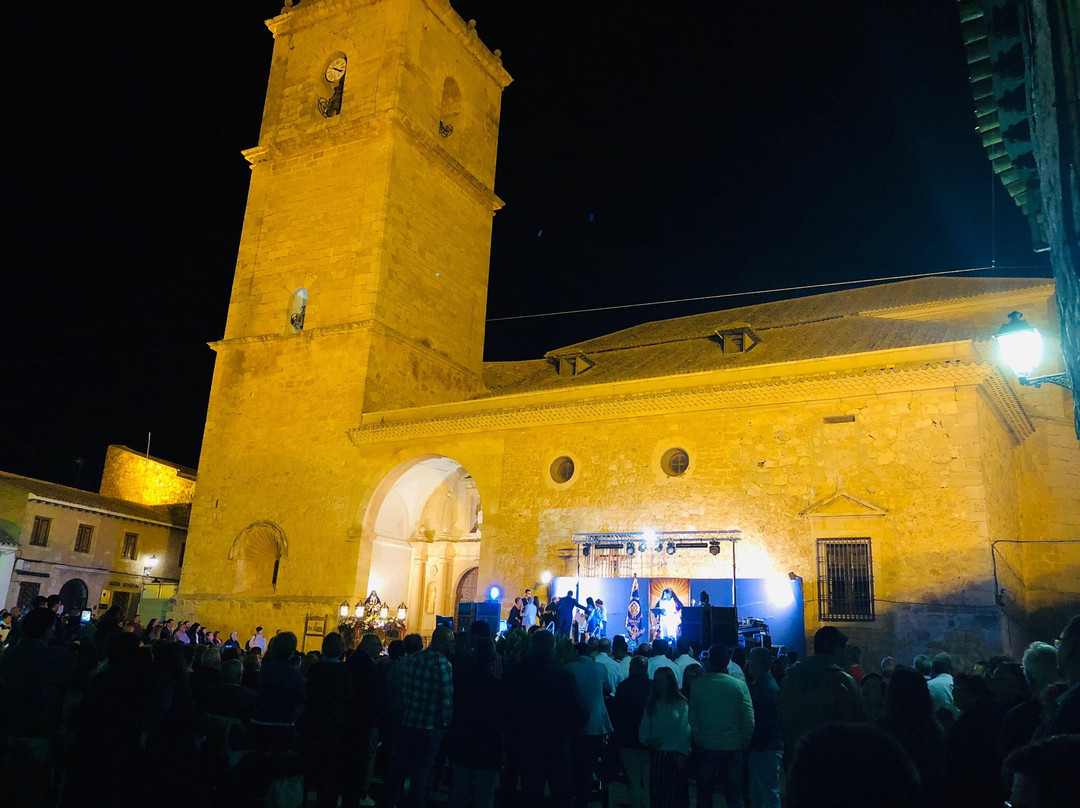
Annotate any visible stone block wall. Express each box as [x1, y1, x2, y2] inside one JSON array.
[[99, 445, 195, 506]]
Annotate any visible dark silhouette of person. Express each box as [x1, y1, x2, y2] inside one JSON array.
[[556, 590, 582, 636]]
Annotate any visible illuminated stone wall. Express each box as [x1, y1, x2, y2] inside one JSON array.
[[99, 445, 195, 507]]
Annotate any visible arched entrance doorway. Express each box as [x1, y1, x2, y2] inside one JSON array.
[[363, 456, 482, 634], [58, 578, 88, 615], [455, 566, 478, 605]]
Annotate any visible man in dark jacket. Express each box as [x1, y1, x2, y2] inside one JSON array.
[[778, 626, 862, 764], [747, 646, 784, 808], [610, 655, 652, 808], [447, 637, 504, 806], [505, 630, 586, 807], [304, 632, 353, 808], [555, 590, 582, 636]]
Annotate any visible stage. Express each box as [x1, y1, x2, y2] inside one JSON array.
[[550, 575, 805, 657]]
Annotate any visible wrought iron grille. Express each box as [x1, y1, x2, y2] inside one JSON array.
[[817, 538, 875, 621]]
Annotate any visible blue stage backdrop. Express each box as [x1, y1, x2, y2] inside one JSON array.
[[552, 576, 805, 658]]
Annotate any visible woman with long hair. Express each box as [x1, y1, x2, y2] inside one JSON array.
[[638, 666, 690, 808]]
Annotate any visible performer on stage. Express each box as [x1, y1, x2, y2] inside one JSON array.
[[654, 589, 684, 640]]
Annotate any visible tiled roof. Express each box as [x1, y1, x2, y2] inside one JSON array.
[[479, 277, 1053, 396], [0, 471, 190, 528]]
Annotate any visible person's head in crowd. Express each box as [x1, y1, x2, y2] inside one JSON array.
[[1056, 614, 1080, 685], [748, 646, 774, 681], [882, 666, 933, 723], [470, 620, 491, 641], [953, 672, 990, 714], [1002, 734, 1080, 808], [202, 646, 222, 670], [1021, 641, 1058, 694], [402, 633, 424, 656], [860, 672, 887, 722], [675, 637, 692, 659], [243, 651, 261, 672], [31, 595, 47, 610], [731, 646, 747, 669], [787, 722, 921, 808], [474, 637, 495, 672], [587, 637, 599, 652], [46, 594, 62, 613], [845, 644, 862, 668], [651, 638, 671, 659], [880, 656, 896, 677], [612, 635, 629, 659], [707, 643, 731, 673], [430, 626, 454, 657], [530, 628, 556, 662], [813, 626, 847, 665], [321, 632, 345, 661], [912, 654, 933, 677], [648, 666, 682, 712], [786, 649, 799, 667], [266, 630, 298, 662], [21, 607, 57, 640], [221, 644, 241, 663], [386, 638, 405, 660], [360, 633, 383, 660], [575, 641, 592, 659], [628, 654, 648, 679], [681, 661, 704, 697], [931, 652, 954, 677], [635, 643, 651, 658], [220, 658, 243, 686], [597, 638, 612, 656], [106, 631, 142, 666]]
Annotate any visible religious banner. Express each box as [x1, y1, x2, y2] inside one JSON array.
[[625, 574, 645, 644], [649, 577, 690, 641]]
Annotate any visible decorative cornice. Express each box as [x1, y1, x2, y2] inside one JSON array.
[[349, 360, 1033, 444]]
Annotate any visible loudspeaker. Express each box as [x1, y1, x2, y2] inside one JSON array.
[[457, 602, 477, 632], [474, 601, 501, 630], [680, 606, 738, 649]]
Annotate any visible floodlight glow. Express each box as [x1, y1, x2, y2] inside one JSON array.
[[488, 585, 502, 601], [540, 570, 552, 584], [642, 528, 657, 544], [767, 574, 796, 606]]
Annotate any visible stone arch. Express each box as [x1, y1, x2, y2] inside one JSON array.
[[58, 577, 88, 615], [455, 566, 478, 605], [230, 521, 288, 595], [359, 455, 482, 634], [439, 76, 462, 135]]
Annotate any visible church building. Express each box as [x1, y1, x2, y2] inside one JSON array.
[[176, 0, 1080, 664]]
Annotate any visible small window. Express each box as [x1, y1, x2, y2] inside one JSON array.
[[122, 532, 139, 560], [713, 324, 760, 355], [16, 581, 41, 609], [74, 524, 94, 554], [550, 456, 575, 484], [289, 288, 307, 331], [552, 353, 594, 377], [817, 538, 875, 621], [661, 448, 690, 477], [30, 516, 51, 547]]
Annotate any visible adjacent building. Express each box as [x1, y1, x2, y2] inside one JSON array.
[[0, 445, 192, 620]]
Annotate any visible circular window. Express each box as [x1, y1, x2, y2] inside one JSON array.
[[661, 448, 690, 477], [550, 456, 575, 484]]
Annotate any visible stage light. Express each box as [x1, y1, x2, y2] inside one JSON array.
[[665, 541, 676, 555], [488, 585, 502, 601], [626, 542, 636, 555], [582, 545, 590, 557], [540, 570, 552, 584], [638, 541, 647, 553], [709, 541, 721, 556], [655, 541, 664, 553], [768, 573, 796, 606]]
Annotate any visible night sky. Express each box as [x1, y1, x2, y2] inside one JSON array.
[[2, 1, 1050, 489]]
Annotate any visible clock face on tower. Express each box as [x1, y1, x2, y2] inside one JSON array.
[[325, 57, 347, 83]]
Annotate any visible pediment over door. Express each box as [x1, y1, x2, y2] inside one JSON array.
[[800, 491, 887, 519]]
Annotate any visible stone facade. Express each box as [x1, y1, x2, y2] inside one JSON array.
[[176, 0, 1080, 667]]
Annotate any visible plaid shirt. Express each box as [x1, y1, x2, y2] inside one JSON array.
[[398, 646, 453, 730]]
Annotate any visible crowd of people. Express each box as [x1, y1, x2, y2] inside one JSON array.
[[1, 595, 1079, 808]]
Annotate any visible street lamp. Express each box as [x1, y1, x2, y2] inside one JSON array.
[[339, 601, 350, 618], [994, 311, 1072, 389], [397, 602, 408, 621], [143, 555, 158, 577]]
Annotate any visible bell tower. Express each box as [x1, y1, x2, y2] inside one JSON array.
[[178, 0, 510, 612], [224, 0, 510, 411]]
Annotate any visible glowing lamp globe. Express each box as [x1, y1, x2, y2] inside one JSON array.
[[488, 585, 502, 601], [994, 311, 1043, 379], [540, 570, 553, 584]]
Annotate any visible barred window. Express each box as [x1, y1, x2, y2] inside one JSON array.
[[122, 532, 139, 560], [817, 538, 874, 621], [30, 516, 51, 547], [74, 524, 94, 554]]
